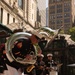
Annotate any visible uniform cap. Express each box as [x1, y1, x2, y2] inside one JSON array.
[[37, 54, 44, 57], [47, 53, 53, 57]]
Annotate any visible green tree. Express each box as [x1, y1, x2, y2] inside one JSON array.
[[69, 27, 75, 41]]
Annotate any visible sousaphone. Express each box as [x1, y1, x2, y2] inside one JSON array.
[[5, 26, 63, 71], [6, 32, 38, 65]]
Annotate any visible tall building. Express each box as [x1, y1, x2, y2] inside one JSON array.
[[37, 0, 46, 26], [36, 7, 41, 28], [46, 7, 49, 27], [0, 0, 37, 31], [48, 0, 75, 33]]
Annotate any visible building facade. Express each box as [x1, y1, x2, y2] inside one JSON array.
[[46, 7, 49, 26], [48, 0, 75, 33], [37, 0, 46, 26], [0, 0, 37, 31]]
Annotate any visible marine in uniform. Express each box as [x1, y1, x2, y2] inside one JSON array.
[[45, 53, 57, 75], [36, 54, 45, 75]]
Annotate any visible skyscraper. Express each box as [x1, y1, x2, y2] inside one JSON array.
[[48, 0, 75, 33], [37, 0, 46, 26], [46, 7, 49, 27]]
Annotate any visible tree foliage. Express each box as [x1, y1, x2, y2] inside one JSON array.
[[69, 27, 75, 41]]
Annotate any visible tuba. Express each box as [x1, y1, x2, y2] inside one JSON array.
[[6, 32, 42, 72], [5, 26, 63, 72], [6, 32, 38, 65]]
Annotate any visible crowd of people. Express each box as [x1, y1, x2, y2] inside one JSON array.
[[0, 32, 59, 75], [34, 53, 58, 75], [19, 53, 58, 75], [0, 42, 58, 75]]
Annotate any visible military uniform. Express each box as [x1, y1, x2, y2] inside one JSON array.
[[36, 54, 45, 75], [45, 53, 57, 75]]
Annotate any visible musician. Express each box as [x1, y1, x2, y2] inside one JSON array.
[[45, 53, 57, 75], [12, 39, 35, 59], [12, 39, 36, 75], [0, 43, 8, 73], [36, 54, 45, 75]]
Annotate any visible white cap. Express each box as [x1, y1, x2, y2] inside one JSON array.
[[47, 53, 53, 57], [37, 54, 44, 57]]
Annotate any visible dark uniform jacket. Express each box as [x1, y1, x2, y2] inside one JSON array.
[[45, 60, 57, 74]]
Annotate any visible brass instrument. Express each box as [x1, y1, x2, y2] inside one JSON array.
[[26, 64, 35, 73], [5, 32, 40, 72], [6, 32, 37, 64], [5, 26, 62, 73]]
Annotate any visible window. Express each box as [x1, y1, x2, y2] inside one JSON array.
[[49, 0, 56, 3], [50, 5, 55, 9], [0, 8, 3, 23], [64, 8, 70, 12], [50, 10, 55, 14], [50, 20, 55, 24], [64, 24, 70, 27], [32, 3, 33, 9], [32, 14, 33, 19], [0, 8, 1, 23], [18, 0, 23, 9], [57, 24, 62, 28], [56, 20, 63, 24], [64, 13, 70, 17], [13, 18, 15, 23], [7, 13, 9, 24], [57, 4, 62, 8], [50, 15, 55, 19], [57, 9, 62, 13], [57, 14, 62, 18], [64, 3, 71, 7], [56, 0, 62, 1], [64, 18, 70, 23]]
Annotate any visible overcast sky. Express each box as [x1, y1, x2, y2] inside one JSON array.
[[46, 0, 48, 7]]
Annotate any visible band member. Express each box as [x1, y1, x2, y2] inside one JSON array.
[[12, 39, 35, 59], [0, 43, 8, 73], [36, 54, 45, 75], [45, 53, 57, 75], [12, 39, 36, 75]]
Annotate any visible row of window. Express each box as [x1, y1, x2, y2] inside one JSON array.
[[49, 13, 70, 19], [49, 20, 62, 24], [49, 0, 63, 3], [49, 0, 71, 3], [0, 8, 15, 24], [50, 7, 71, 14], [49, 24, 70, 32], [50, 2, 71, 10], [49, 25, 70, 33], [56, 24, 62, 29], [49, 18, 70, 24]]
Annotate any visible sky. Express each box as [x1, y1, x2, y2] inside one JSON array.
[[46, 0, 48, 7], [37, 0, 46, 10]]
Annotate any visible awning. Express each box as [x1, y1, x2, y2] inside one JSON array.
[[0, 23, 13, 37], [7, 23, 19, 31], [58, 34, 75, 45]]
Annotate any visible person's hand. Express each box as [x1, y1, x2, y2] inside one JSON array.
[[46, 67, 49, 70], [17, 42, 22, 48], [39, 66, 44, 70], [3, 50, 6, 54]]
